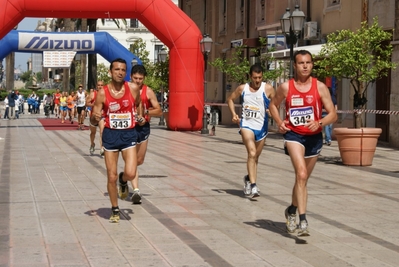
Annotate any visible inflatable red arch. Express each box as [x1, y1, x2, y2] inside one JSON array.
[[0, 0, 205, 131]]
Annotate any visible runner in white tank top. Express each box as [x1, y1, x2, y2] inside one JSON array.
[[227, 64, 275, 199], [240, 81, 270, 140], [76, 85, 87, 130]]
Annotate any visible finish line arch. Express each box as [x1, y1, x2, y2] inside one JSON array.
[[0, 30, 141, 82], [0, 0, 205, 131]]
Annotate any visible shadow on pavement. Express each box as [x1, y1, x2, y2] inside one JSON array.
[[84, 207, 134, 221], [244, 219, 308, 244], [212, 188, 260, 201]]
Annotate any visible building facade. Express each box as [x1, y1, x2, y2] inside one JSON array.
[[179, 0, 398, 147]]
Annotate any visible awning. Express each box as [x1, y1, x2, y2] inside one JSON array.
[[269, 44, 324, 59]]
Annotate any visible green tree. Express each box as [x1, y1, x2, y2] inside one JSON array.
[[210, 37, 284, 84], [129, 39, 169, 93], [96, 63, 111, 85], [20, 70, 32, 83], [314, 17, 396, 127]]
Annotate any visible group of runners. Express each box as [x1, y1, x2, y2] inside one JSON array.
[[52, 86, 87, 129], [77, 50, 337, 237], [227, 50, 337, 237]]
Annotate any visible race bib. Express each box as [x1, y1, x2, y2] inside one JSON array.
[[243, 105, 260, 119], [109, 113, 132, 129], [289, 106, 314, 126]]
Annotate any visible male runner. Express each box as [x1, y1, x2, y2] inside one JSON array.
[[269, 50, 337, 236], [227, 64, 275, 198], [90, 58, 144, 223], [129, 65, 163, 204], [87, 81, 105, 155]]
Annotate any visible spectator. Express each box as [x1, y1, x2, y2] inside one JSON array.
[[17, 91, 24, 114], [3, 96, 9, 120], [8, 90, 18, 119], [28, 91, 37, 113], [14, 96, 20, 119]]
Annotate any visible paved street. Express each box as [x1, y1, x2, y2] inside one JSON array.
[[0, 114, 399, 267]]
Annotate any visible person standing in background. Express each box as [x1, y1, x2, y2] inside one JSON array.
[[7, 90, 18, 119], [3, 96, 9, 120], [323, 77, 338, 146]]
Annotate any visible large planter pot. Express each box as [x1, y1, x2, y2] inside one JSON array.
[[333, 128, 382, 166]]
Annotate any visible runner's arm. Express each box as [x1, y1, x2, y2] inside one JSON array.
[[146, 87, 162, 117]]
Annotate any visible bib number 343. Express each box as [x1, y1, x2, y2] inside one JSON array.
[[109, 113, 132, 129]]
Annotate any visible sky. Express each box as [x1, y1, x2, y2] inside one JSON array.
[[8, 18, 44, 72]]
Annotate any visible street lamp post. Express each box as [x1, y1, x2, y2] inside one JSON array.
[[158, 48, 168, 126], [131, 58, 138, 68], [200, 34, 213, 134], [280, 5, 305, 79]]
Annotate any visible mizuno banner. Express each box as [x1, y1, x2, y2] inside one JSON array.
[[18, 32, 95, 51]]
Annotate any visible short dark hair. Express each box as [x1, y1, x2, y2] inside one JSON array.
[[249, 63, 264, 75], [294, 50, 314, 63], [131, 64, 147, 76], [110, 58, 127, 70]]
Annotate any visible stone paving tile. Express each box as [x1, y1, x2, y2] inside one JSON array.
[[1, 116, 399, 266]]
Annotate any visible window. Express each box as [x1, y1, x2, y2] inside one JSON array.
[[235, 0, 245, 31], [255, 0, 266, 26], [218, 0, 227, 35], [325, 0, 341, 12], [130, 19, 139, 28]]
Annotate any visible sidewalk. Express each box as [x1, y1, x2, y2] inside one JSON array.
[[0, 114, 399, 267]]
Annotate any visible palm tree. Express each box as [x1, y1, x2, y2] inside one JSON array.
[[5, 25, 18, 91]]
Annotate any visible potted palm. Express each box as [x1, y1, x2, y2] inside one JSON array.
[[315, 17, 396, 166]]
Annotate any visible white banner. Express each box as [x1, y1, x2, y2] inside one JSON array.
[[43, 51, 76, 68]]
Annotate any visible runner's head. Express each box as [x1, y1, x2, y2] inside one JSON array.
[[131, 65, 147, 87], [96, 81, 104, 90]]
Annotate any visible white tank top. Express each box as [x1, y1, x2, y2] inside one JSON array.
[[77, 91, 86, 107], [240, 82, 269, 130]]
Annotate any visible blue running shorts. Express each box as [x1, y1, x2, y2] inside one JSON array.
[[102, 127, 137, 152], [135, 122, 150, 144], [283, 131, 322, 158], [240, 126, 268, 142]]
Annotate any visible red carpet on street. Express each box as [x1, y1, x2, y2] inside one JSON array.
[[37, 118, 89, 131]]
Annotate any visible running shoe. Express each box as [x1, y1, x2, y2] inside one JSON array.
[[89, 144, 95, 155], [131, 189, 142, 204], [118, 172, 129, 199], [284, 207, 297, 233], [243, 175, 251, 195], [297, 220, 310, 237], [100, 147, 105, 157], [249, 185, 260, 198], [109, 208, 120, 223]]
